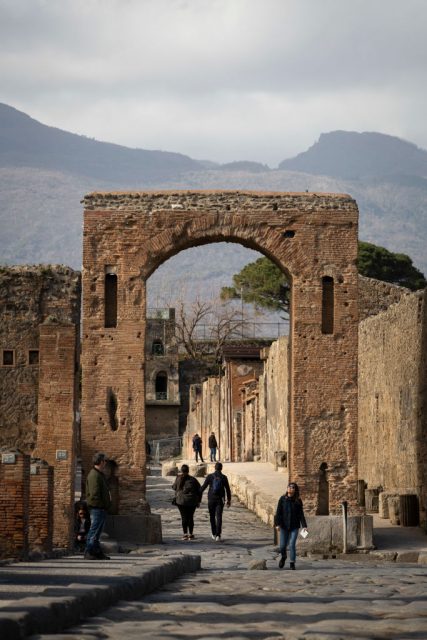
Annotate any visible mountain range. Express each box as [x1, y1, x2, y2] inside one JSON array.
[[0, 102, 426, 303]]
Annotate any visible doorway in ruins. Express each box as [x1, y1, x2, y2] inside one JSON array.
[[145, 241, 290, 467], [81, 190, 359, 515]]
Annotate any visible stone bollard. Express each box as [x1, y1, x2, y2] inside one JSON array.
[[190, 463, 207, 478], [388, 496, 400, 525], [162, 463, 178, 477]]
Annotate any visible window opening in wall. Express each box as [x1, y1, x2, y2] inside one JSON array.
[[2, 350, 14, 366], [104, 272, 117, 328], [321, 276, 334, 334], [152, 340, 164, 356], [316, 462, 329, 515], [28, 350, 39, 365], [107, 387, 118, 431], [155, 371, 168, 400]]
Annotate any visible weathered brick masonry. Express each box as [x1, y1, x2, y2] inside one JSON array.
[[29, 460, 54, 552], [0, 450, 30, 559], [82, 191, 359, 514]]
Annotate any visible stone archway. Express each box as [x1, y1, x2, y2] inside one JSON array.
[[81, 191, 359, 515]]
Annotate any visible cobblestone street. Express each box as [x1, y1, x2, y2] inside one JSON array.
[[35, 472, 427, 640]]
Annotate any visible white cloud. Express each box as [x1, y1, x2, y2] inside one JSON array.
[[1, 0, 427, 164]]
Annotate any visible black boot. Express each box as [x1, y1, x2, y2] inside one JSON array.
[[278, 554, 286, 569], [290, 562, 295, 570]]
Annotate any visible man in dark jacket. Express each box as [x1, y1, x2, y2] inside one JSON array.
[[208, 432, 218, 462], [84, 452, 112, 560], [200, 462, 231, 541], [192, 433, 204, 463]]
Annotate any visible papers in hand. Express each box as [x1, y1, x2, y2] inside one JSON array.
[[300, 528, 308, 539]]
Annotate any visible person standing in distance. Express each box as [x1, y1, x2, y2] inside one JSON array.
[[275, 482, 307, 570], [208, 432, 218, 462], [200, 462, 231, 541], [84, 452, 112, 560], [192, 433, 204, 463]]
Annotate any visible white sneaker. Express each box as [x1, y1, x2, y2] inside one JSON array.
[[215, 535, 221, 542], [211, 534, 216, 540]]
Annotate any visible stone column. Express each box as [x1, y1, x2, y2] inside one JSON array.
[[29, 459, 54, 552], [0, 450, 30, 558]]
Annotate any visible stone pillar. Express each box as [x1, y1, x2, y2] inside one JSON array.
[[29, 459, 54, 552], [0, 450, 30, 559], [35, 322, 78, 548]]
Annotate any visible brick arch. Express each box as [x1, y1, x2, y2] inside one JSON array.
[[81, 191, 359, 515]]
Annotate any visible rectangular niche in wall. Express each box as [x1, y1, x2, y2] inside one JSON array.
[[104, 266, 117, 328], [321, 276, 334, 335]]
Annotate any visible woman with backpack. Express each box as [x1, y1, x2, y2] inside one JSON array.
[[200, 462, 231, 541], [275, 481, 308, 570], [172, 464, 201, 540]]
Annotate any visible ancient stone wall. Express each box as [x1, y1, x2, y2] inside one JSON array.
[[261, 337, 289, 466], [82, 190, 359, 514], [358, 275, 411, 321], [358, 288, 427, 526], [0, 450, 30, 559], [29, 460, 54, 552], [0, 265, 81, 453], [34, 323, 78, 548]]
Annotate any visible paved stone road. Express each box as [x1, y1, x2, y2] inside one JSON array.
[[35, 472, 427, 639]]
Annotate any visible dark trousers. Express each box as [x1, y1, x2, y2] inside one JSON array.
[[178, 504, 196, 534], [208, 499, 224, 536], [195, 449, 204, 463]]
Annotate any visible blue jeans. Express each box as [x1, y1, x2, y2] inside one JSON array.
[[86, 508, 106, 554], [210, 447, 217, 461], [279, 527, 299, 562]]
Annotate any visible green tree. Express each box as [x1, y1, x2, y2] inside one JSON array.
[[357, 241, 426, 290], [221, 242, 426, 317]]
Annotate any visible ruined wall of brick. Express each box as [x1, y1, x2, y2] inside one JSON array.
[[240, 380, 260, 461], [29, 460, 54, 551], [82, 190, 359, 514], [260, 337, 289, 466], [179, 360, 214, 435], [0, 450, 30, 558], [0, 266, 80, 454], [34, 323, 78, 548], [358, 288, 427, 525]]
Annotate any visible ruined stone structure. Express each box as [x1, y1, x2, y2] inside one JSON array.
[[0, 266, 81, 552], [145, 308, 180, 454], [359, 286, 427, 527], [82, 190, 360, 514]]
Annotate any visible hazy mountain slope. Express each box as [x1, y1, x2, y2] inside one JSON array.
[[278, 131, 427, 180], [0, 104, 426, 296], [0, 103, 201, 182]]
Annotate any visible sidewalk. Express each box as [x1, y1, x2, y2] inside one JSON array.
[[0, 553, 200, 640], [176, 459, 427, 560]]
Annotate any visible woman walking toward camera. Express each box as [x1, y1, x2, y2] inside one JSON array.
[[172, 464, 201, 540], [275, 482, 308, 570]]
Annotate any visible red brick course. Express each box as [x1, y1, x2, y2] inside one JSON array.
[[0, 450, 30, 558]]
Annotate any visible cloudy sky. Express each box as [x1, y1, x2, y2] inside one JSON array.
[[1, 0, 426, 166]]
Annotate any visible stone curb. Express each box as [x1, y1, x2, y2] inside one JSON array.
[[0, 554, 201, 639]]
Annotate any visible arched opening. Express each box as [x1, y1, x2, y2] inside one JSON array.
[[316, 462, 329, 515], [146, 240, 291, 465], [155, 371, 168, 400]]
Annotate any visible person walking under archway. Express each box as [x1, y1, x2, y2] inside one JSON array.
[[275, 482, 307, 569]]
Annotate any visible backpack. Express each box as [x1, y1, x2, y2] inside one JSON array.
[[212, 473, 223, 495]]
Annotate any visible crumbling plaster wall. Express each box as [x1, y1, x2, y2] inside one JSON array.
[[260, 336, 289, 466], [358, 288, 427, 525]]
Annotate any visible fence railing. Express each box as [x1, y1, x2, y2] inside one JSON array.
[[148, 436, 183, 463], [192, 321, 289, 341]]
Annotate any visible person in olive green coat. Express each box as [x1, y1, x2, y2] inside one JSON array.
[[84, 452, 112, 560]]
